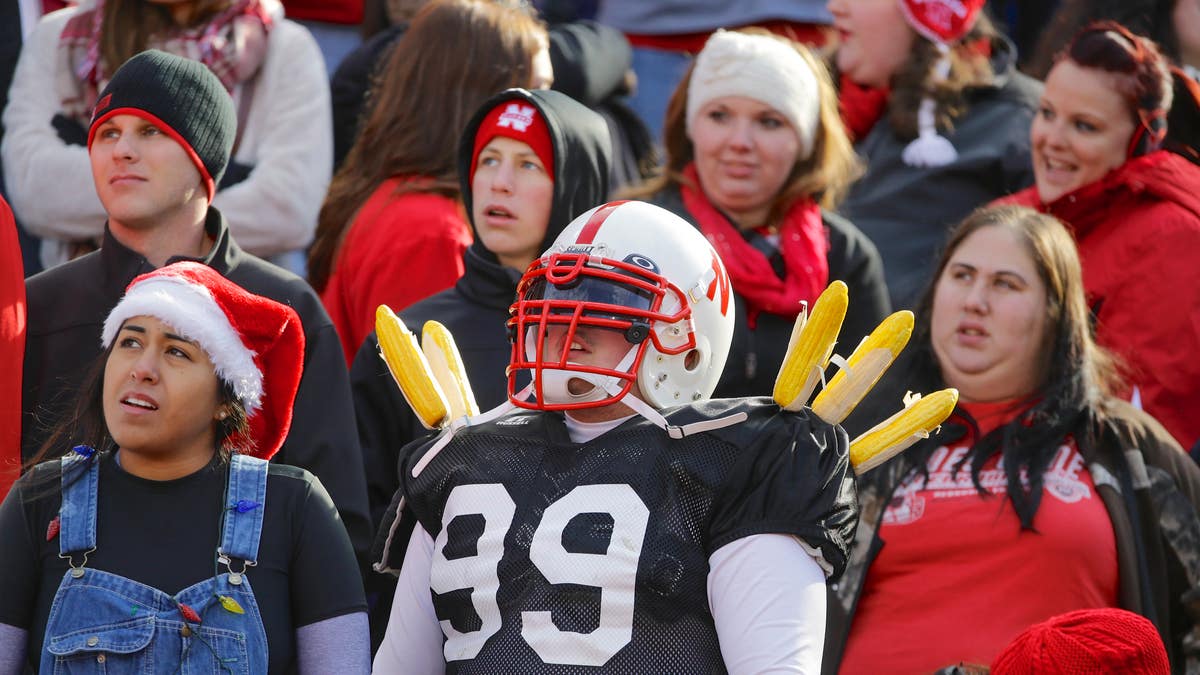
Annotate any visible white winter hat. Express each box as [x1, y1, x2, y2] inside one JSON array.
[[686, 30, 821, 159]]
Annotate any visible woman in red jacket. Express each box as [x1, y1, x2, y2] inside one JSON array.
[[996, 22, 1200, 453], [307, 0, 551, 363]]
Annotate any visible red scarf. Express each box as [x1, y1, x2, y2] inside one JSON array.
[[680, 164, 829, 326]]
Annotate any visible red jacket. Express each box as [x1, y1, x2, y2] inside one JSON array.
[[996, 150, 1200, 451], [0, 196, 24, 499], [321, 178, 471, 363]]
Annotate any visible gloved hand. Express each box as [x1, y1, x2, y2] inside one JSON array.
[[52, 113, 88, 146], [219, 161, 254, 190]]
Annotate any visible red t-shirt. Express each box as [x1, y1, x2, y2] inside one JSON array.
[[839, 400, 1119, 673]]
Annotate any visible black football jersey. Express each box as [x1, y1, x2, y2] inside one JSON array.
[[375, 397, 856, 673]]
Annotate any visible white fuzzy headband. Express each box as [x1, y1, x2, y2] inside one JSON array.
[[101, 276, 264, 413], [686, 30, 821, 159]]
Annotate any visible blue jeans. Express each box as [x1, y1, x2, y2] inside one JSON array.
[[41, 453, 270, 674]]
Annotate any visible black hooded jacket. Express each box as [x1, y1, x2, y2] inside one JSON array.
[[350, 88, 612, 531]]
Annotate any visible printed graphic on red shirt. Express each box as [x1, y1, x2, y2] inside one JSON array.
[[884, 443, 1091, 526], [840, 435, 1119, 674]]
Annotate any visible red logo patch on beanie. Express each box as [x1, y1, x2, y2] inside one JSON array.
[[92, 94, 113, 123], [470, 99, 555, 185]]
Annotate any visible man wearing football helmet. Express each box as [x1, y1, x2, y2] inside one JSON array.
[[373, 200, 857, 673]]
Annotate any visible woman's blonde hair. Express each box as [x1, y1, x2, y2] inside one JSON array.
[[624, 28, 861, 218]]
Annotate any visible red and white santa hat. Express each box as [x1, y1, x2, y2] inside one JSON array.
[[899, 0, 986, 45], [101, 261, 305, 459]]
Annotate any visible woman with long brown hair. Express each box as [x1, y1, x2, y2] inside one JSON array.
[[3, 0, 331, 273], [308, 0, 550, 363], [828, 205, 1200, 672]]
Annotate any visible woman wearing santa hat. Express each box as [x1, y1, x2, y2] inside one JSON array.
[[828, 0, 1043, 309], [0, 262, 368, 673]]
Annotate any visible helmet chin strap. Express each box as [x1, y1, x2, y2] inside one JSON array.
[[538, 345, 640, 407]]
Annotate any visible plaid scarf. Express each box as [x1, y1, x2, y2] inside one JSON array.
[[58, 0, 272, 123]]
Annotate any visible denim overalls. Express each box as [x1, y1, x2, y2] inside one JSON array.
[[40, 453, 270, 674]]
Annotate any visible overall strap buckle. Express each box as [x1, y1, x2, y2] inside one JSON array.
[[216, 454, 269, 585]]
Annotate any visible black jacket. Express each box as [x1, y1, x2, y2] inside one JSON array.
[[839, 36, 1041, 309], [546, 20, 655, 191], [646, 186, 892, 400], [330, 24, 406, 170], [21, 209, 372, 558], [350, 88, 613, 529]]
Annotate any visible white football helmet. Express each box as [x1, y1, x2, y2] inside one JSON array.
[[507, 200, 734, 413]]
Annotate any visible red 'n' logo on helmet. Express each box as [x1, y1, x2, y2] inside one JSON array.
[[705, 255, 731, 316]]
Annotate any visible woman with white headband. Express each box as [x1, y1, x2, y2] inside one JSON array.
[[0, 262, 368, 673], [626, 28, 891, 401]]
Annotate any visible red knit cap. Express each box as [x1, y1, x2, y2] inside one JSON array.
[[469, 100, 554, 184], [991, 608, 1169, 675]]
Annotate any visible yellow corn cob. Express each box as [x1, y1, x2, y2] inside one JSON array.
[[421, 320, 480, 421], [773, 280, 848, 411], [811, 310, 914, 424], [375, 305, 449, 430], [849, 388, 959, 474]]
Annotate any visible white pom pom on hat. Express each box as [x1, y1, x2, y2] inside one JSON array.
[[895, 0, 987, 167], [686, 30, 821, 160]]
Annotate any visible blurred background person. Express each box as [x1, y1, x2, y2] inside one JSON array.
[[625, 29, 889, 399], [827, 205, 1200, 673], [828, 0, 1042, 309], [0, 262, 368, 673], [350, 86, 611, 649], [330, 0, 430, 170], [593, 0, 835, 142], [997, 22, 1200, 453], [279, 0, 363, 76], [329, 1, 650, 189], [2, 0, 332, 275], [307, 0, 550, 363], [1026, 0, 1200, 159], [544, 19, 656, 192]]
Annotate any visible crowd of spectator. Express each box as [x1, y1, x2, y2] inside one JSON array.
[[2, 0, 1200, 672]]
